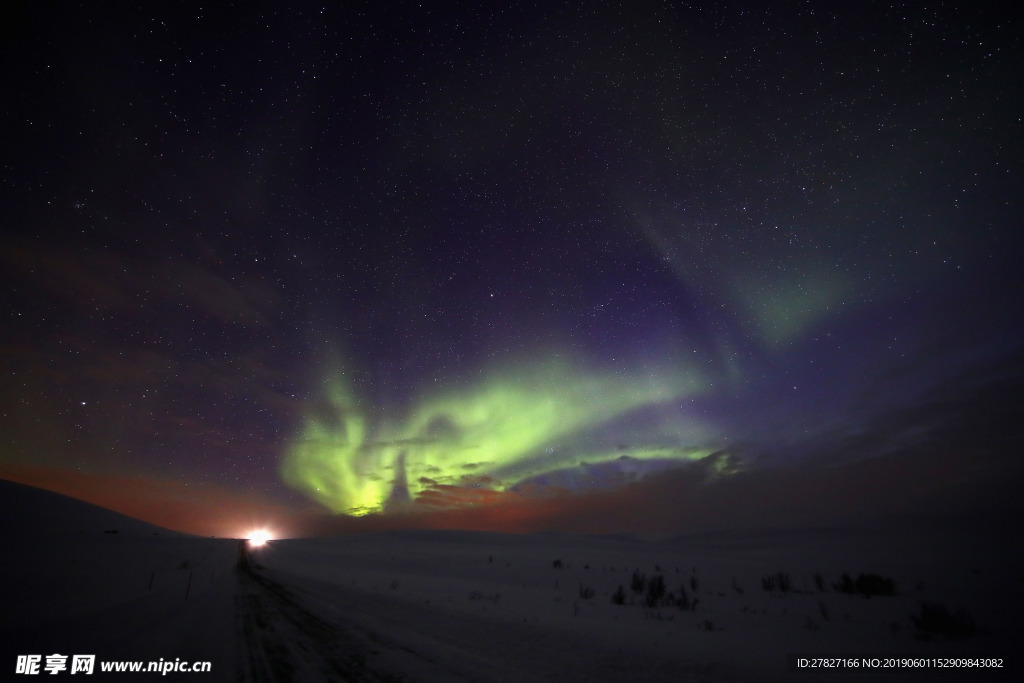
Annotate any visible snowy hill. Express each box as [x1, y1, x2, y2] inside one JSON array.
[[0, 481, 238, 677], [0, 479, 182, 537]]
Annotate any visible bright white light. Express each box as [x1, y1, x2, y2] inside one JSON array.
[[248, 529, 271, 547]]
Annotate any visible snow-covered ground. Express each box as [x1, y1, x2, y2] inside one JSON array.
[[248, 526, 1017, 682], [1, 480, 1017, 681]]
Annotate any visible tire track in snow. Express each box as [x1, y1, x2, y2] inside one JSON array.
[[235, 540, 398, 682]]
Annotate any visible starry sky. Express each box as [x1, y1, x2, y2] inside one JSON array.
[[2, 1, 1022, 538]]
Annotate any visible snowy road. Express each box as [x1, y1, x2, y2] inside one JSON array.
[[237, 540, 383, 681]]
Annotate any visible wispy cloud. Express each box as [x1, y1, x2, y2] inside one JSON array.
[[2, 239, 281, 325]]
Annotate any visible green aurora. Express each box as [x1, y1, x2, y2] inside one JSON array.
[[280, 356, 719, 514]]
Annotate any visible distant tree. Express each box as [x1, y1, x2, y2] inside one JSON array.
[[631, 570, 647, 594], [645, 575, 666, 608]]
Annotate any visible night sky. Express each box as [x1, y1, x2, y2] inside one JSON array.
[[2, 1, 1022, 538]]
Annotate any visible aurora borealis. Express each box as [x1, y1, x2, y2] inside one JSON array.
[[281, 354, 710, 515], [2, 2, 1022, 537]]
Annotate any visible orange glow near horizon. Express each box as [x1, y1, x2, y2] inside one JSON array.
[[0, 463, 302, 538]]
